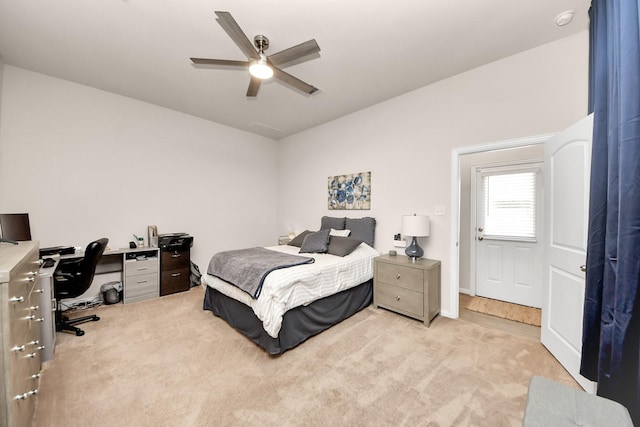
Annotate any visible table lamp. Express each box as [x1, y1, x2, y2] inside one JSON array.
[[402, 214, 430, 261]]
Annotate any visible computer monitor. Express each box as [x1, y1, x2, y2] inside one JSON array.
[[0, 213, 32, 241]]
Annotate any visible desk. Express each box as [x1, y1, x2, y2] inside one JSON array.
[[59, 246, 160, 304], [38, 246, 160, 362]]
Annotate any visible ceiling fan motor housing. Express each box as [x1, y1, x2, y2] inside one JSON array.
[[254, 35, 269, 53]]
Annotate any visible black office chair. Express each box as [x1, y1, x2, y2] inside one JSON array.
[[54, 238, 109, 336]]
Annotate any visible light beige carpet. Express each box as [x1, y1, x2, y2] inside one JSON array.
[[33, 286, 575, 427], [463, 296, 542, 327]]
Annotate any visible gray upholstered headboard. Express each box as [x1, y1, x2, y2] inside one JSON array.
[[320, 216, 376, 247]]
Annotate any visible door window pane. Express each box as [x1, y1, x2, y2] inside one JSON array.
[[482, 171, 536, 239]]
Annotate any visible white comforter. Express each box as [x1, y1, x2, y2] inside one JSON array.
[[202, 243, 379, 338]]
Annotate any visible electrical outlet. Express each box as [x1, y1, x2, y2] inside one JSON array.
[[434, 206, 445, 216]]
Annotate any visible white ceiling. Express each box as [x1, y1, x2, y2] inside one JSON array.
[[0, 0, 590, 139]]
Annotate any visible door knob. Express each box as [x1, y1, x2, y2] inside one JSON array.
[[477, 236, 484, 241], [580, 265, 587, 272], [477, 227, 484, 232]]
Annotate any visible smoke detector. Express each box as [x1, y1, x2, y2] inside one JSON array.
[[555, 10, 575, 26]]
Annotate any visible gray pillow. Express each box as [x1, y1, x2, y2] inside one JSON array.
[[288, 230, 312, 248], [320, 216, 346, 230], [346, 217, 376, 247], [299, 229, 331, 253], [327, 236, 362, 257]]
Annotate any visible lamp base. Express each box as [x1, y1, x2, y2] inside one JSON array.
[[405, 236, 424, 261]]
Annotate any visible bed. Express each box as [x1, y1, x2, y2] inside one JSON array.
[[202, 216, 378, 354]]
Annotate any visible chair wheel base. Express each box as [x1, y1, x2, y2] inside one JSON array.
[[56, 313, 100, 336]]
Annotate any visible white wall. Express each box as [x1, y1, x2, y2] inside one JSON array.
[[277, 31, 589, 318], [0, 31, 590, 314], [0, 66, 279, 273]]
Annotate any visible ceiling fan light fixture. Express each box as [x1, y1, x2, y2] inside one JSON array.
[[249, 55, 273, 79]]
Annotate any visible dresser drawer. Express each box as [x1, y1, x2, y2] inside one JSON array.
[[8, 275, 38, 352], [125, 258, 159, 277], [376, 262, 424, 293], [124, 272, 158, 301], [376, 282, 424, 317]]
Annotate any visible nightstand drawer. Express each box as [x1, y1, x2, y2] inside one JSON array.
[[376, 262, 424, 293], [376, 283, 424, 317]]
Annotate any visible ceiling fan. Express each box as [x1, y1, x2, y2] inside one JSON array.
[[190, 11, 321, 97]]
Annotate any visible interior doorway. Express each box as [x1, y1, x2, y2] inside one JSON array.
[[448, 135, 551, 320]]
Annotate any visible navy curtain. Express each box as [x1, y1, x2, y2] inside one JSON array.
[[581, 0, 640, 423]]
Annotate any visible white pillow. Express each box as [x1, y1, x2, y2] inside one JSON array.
[[330, 228, 351, 237]]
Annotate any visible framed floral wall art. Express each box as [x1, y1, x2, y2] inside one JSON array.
[[328, 171, 371, 210]]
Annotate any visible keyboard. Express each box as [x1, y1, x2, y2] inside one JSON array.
[[39, 246, 75, 257]]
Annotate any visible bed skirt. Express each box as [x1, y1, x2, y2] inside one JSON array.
[[202, 279, 373, 355]]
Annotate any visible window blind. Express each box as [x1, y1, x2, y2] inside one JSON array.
[[481, 171, 536, 239]]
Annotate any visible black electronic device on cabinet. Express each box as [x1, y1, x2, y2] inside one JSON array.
[[158, 233, 193, 296]]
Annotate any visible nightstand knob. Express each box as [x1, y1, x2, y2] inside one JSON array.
[[396, 274, 401, 280], [395, 296, 400, 301]]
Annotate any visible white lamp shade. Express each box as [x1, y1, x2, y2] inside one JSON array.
[[402, 215, 430, 237], [249, 55, 273, 79]]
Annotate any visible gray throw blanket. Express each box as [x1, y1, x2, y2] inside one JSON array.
[[207, 247, 315, 298]]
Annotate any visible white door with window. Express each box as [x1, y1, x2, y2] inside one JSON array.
[[475, 164, 544, 308]]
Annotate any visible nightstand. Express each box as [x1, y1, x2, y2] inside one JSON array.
[[278, 235, 292, 245], [373, 254, 441, 326]]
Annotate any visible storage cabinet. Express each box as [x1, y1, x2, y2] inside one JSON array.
[[123, 249, 159, 304], [1, 242, 43, 427], [160, 247, 190, 296], [373, 254, 441, 326]]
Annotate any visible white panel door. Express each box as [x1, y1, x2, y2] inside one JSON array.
[[543, 114, 596, 392], [475, 165, 543, 308]]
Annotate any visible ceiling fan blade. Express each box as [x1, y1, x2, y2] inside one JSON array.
[[214, 11, 260, 61], [273, 67, 319, 95], [190, 58, 249, 67], [246, 76, 261, 97], [268, 39, 320, 68]]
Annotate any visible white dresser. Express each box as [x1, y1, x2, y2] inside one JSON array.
[[0, 241, 43, 427]]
